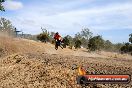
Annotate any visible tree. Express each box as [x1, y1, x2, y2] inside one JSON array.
[[0, 18, 16, 36], [129, 33, 132, 43], [113, 43, 123, 52], [120, 43, 130, 53], [88, 35, 104, 51], [81, 28, 93, 41], [37, 28, 49, 43], [120, 34, 132, 55], [74, 39, 82, 49], [129, 45, 132, 52], [74, 32, 82, 40], [0, 0, 5, 11], [0, 18, 14, 30], [74, 28, 93, 48], [65, 35, 74, 49], [63, 36, 70, 48], [104, 40, 113, 51], [37, 33, 49, 43]]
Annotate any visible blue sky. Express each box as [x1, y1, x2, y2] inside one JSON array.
[[0, 0, 132, 43]]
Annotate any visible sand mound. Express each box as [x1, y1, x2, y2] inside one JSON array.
[[0, 36, 46, 57]]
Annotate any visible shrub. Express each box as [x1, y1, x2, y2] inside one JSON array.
[[88, 35, 104, 51], [74, 40, 82, 49], [120, 43, 132, 55], [37, 33, 49, 43], [63, 37, 70, 48]]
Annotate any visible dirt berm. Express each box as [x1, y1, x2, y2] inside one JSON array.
[[0, 36, 132, 88]]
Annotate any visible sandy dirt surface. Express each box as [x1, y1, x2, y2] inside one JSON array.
[[0, 36, 132, 88]]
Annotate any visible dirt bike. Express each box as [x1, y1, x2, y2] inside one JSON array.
[[55, 39, 64, 50]]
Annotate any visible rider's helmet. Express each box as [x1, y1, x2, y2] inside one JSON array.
[[56, 32, 59, 35]]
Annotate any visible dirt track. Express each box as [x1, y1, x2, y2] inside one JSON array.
[[0, 36, 132, 88]]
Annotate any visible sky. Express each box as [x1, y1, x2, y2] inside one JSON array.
[[0, 0, 132, 43]]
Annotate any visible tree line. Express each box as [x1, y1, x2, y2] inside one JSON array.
[[0, 17, 132, 55], [0, 18, 16, 36], [120, 34, 132, 55], [36, 27, 130, 54]]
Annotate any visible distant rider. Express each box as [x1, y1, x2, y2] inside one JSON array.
[[54, 32, 63, 50], [54, 32, 61, 41]]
